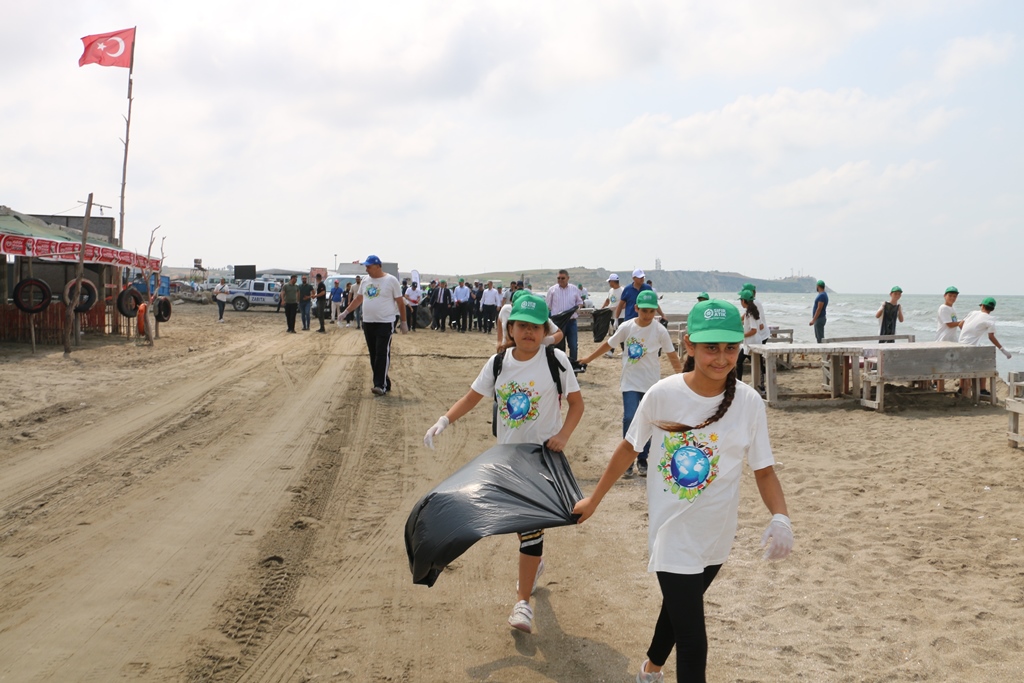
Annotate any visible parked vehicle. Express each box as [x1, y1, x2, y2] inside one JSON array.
[[227, 279, 281, 311]]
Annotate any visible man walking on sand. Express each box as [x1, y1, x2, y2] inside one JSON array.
[[281, 275, 300, 333], [314, 273, 328, 333], [546, 269, 584, 361], [340, 255, 408, 396]]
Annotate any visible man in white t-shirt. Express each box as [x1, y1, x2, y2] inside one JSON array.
[[340, 255, 408, 396], [404, 282, 423, 332], [959, 296, 1012, 396]]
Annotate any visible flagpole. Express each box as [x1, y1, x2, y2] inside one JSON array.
[[117, 26, 136, 248]]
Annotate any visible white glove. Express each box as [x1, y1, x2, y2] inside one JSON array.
[[761, 514, 793, 561], [1001, 348, 1012, 359], [400, 321, 409, 334], [423, 416, 449, 449]]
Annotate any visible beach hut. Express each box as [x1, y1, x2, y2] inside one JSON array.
[[1, 206, 162, 345]]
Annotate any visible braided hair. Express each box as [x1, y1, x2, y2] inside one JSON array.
[[654, 352, 738, 433]]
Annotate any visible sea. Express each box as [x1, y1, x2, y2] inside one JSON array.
[[656, 292, 1024, 377]]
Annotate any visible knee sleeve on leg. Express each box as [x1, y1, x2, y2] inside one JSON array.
[[519, 530, 544, 557]]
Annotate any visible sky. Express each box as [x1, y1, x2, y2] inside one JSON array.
[[1, 1, 1021, 294]]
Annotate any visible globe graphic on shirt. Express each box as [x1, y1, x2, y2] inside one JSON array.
[[670, 446, 711, 489], [506, 392, 532, 421], [627, 342, 644, 361]]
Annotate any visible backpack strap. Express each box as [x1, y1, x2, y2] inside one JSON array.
[[492, 350, 505, 399], [545, 345, 564, 397]]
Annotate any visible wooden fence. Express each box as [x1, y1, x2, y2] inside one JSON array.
[[0, 301, 130, 345]]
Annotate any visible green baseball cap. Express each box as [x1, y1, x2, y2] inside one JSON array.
[[738, 289, 754, 301], [509, 294, 549, 325], [891, 286, 902, 293], [945, 286, 959, 294], [687, 299, 744, 343], [636, 290, 659, 309], [696, 292, 709, 301], [743, 282, 755, 291], [458, 278, 465, 282], [511, 289, 530, 305], [816, 280, 825, 288], [981, 297, 996, 309]]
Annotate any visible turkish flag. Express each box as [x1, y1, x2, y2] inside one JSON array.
[[79, 27, 135, 68]]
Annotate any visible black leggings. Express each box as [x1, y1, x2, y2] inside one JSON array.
[[648, 565, 722, 683]]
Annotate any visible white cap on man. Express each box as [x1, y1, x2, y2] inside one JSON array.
[[632, 268, 645, 279], [607, 273, 619, 282]]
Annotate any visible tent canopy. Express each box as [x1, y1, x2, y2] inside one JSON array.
[[0, 206, 160, 270]]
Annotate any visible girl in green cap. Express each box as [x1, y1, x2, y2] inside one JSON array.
[[573, 299, 792, 683], [423, 293, 585, 634]]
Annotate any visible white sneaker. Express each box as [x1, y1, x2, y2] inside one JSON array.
[[636, 660, 663, 683], [516, 557, 545, 595], [508, 600, 533, 633], [604, 350, 614, 358]]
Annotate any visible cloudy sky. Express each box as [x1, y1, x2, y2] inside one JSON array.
[[2, 1, 1020, 293]]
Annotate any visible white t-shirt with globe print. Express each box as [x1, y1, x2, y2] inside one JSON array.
[[471, 347, 580, 445], [358, 274, 403, 323], [606, 287, 621, 310], [626, 374, 774, 574], [607, 319, 675, 393]]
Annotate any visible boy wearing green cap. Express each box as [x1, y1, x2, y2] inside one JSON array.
[[936, 287, 962, 343], [574, 299, 792, 683], [875, 287, 904, 341], [580, 289, 683, 477], [423, 293, 584, 634], [960, 297, 1012, 396]]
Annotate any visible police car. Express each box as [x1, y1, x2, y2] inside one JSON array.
[[228, 279, 281, 311]]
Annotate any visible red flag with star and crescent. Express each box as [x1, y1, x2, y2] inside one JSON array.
[[79, 27, 135, 68]]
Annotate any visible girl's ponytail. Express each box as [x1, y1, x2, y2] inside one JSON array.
[[654, 368, 737, 433]]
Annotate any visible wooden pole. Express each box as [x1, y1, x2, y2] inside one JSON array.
[[64, 194, 93, 356], [27, 257, 36, 354], [118, 28, 135, 249]]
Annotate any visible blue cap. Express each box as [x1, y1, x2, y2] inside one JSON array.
[[361, 254, 382, 266]]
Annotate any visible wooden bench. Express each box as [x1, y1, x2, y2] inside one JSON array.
[[859, 342, 997, 411], [751, 343, 864, 406], [823, 334, 917, 343], [1008, 372, 1024, 449], [765, 327, 794, 369]]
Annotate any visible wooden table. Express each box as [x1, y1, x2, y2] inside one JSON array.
[[750, 343, 864, 406], [859, 342, 997, 411]]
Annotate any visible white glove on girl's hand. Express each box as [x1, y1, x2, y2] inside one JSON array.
[[1001, 348, 1012, 359], [423, 416, 449, 449], [761, 514, 793, 561]]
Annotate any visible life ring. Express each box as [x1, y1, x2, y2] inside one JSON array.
[[137, 303, 148, 335], [154, 296, 172, 323], [63, 279, 99, 313], [12, 278, 52, 314], [116, 288, 144, 318]]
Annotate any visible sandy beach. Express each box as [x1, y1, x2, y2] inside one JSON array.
[[1, 303, 1022, 682]]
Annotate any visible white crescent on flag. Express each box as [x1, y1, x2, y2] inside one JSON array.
[[105, 37, 125, 57]]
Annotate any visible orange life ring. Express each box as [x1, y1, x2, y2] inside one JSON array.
[[137, 303, 148, 335]]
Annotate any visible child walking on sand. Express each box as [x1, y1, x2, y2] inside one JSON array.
[[423, 293, 584, 634], [573, 299, 793, 683], [580, 289, 682, 477]]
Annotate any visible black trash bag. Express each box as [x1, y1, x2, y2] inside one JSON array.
[[416, 304, 433, 329], [549, 305, 585, 373], [405, 443, 583, 587], [591, 308, 613, 343]]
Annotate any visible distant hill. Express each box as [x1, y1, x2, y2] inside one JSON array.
[[415, 268, 820, 294]]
